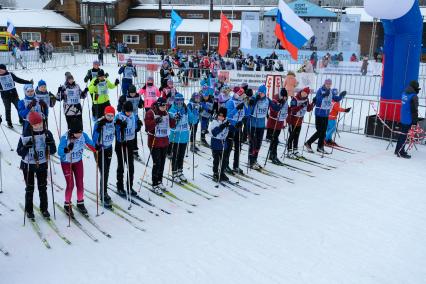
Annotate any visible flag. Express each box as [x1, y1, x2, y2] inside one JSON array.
[[170, 10, 183, 49], [218, 13, 233, 57], [274, 0, 314, 60], [6, 19, 15, 36], [104, 22, 110, 47]]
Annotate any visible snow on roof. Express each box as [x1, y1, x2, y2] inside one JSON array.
[[113, 18, 242, 33], [15, 0, 51, 9], [345, 7, 426, 22], [133, 4, 276, 12], [0, 9, 83, 29]]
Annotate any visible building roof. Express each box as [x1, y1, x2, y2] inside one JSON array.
[[112, 17, 242, 33], [344, 7, 426, 22], [15, 0, 51, 9], [80, 0, 117, 3], [133, 4, 276, 12], [265, 0, 337, 18], [0, 9, 83, 29]]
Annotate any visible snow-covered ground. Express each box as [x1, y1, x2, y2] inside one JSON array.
[[1, 63, 426, 284]]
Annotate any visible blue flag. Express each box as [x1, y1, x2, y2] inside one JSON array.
[[170, 10, 183, 49]]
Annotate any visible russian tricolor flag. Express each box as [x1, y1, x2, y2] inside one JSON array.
[[7, 19, 16, 36], [274, 0, 314, 60]]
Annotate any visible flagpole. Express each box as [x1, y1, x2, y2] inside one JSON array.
[[230, 0, 234, 53], [208, 1, 211, 53]]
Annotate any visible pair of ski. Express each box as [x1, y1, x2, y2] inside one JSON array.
[[0, 200, 14, 212], [163, 175, 219, 200], [286, 154, 337, 171], [242, 162, 295, 184], [264, 158, 316, 178], [200, 173, 248, 199]]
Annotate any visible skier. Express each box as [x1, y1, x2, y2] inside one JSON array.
[[395, 80, 420, 159], [217, 85, 231, 109], [57, 73, 88, 130], [144, 97, 175, 193], [325, 91, 351, 146], [223, 86, 248, 174], [160, 61, 174, 88], [84, 60, 106, 84], [35, 80, 56, 110], [210, 107, 230, 182], [161, 79, 177, 107], [117, 85, 144, 159], [188, 92, 201, 153], [266, 88, 289, 165], [92, 106, 116, 208], [305, 79, 346, 154], [0, 64, 32, 128], [247, 85, 280, 169], [199, 89, 214, 147], [168, 93, 194, 183], [240, 82, 253, 143], [287, 87, 313, 157], [88, 69, 119, 119], [58, 121, 96, 217], [114, 101, 139, 196], [138, 76, 161, 111], [118, 58, 137, 95], [18, 84, 49, 132], [17, 112, 56, 219]]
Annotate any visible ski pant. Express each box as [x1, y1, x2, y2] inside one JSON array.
[[248, 127, 265, 165], [326, 119, 337, 141], [1, 90, 22, 125], [115, 142, 135, 192], [287, 125, 302, 151], [306, 116, 328, 150], [121, 78, 133, 95], [92, 101, 111, 120], [190, 122, 199, 143], [22, 165, 48, 213], [395, 123, 411, 155], [65, 115, 83, 131], [223, 126, 242, 169], [212, 149, 228, 175], [96, 147, 113, 197], [241, 118, 248, 143], [268, 128, 282, 158], [14, 57, 25, 69], [61, 160, 84, 203], [170, 142, 186, 172], [151, 146, 168, 186]]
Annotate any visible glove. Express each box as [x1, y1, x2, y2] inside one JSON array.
[[345, 107, 351, 113], [340, 91, 347, 97], [219, 121, 230, 130], [24, 139, 34, 149], [114, 79, 120, 85], [223, 120, 230, 128], [105, 73, 109, 78], [64, 142, 74, 153], [136, 119, 143, 132], [235, 121, 243, 128], [28, 99, 37, 109], [93, 79, 99, 86], [155, 116, 163, 124], [116, 119, 127, 129], [49, 93, 56, 106], [45, 135, 54, 145], [84, 76, 89, 83], [96, 119, 106, 132], [95, 144, 102, 151], [248, 98, 256, 106], [39, 100, 47, 109], [57, 86, 64, 94], [30, 79, 34, 85], [236, 103, 244, 110], [174, 113, 181, 121]]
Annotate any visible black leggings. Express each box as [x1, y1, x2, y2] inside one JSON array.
[[151, 147, 168, 186], [287, 125, 302, 151], [170, 143, 187, 172], [306, 116, 328, 149]]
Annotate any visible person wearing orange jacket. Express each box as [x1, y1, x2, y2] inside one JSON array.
[[325, 90, 351, 146]]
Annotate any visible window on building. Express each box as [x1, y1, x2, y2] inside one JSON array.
[[105, 4, 116, 26], [177, 36, 194, 46], [123, 34, 139, 44], [21, 32, 41, 42], [80, 3, 89, 25], [231, 36, 240, 47], [61, 33, 79, 43], [90, 5, 104, 25], [187, 13, 204, 19], [210, 36, 218, 46], [155, 35, 164, 45]]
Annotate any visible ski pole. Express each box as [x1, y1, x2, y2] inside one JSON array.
[[139, 131, 156, 194], [86, 97, 93, 135], [192, 124, 195, 180], [95, 150, 99, 216], [171, 125, 183, 189], [301, 102, 314, 157], [0, 125, 13, 151], [0, 151, 3, 193], [216, 134, 226, 187], [264, 107, 282, 168], [52, 102, 61, 140], [124, 141, 132, 210]]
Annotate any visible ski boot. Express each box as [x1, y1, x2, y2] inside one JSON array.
[[64, 202, 74, 218], [129, 188, 138, 196], [395, 151, 411, 159], [304, 143, 314, 153], [232, 167, 244, 174], [76, 200, 88, 216], [250, 162, 262, 170], [317, 147, 330, 155], [189, 143, 199, 153], [100, 193, 113, 209], [152, 184, 163, 195], [271, 157, 284, 166], [220, 173, 230, 182], [116, 185, 127, 197], [177, 170, 188, 183], [213, 173, 220, 182], [224, 166, 234, 175], [158, 183, 167, 193], [7, 122, 13, 129], [41, 210, 51, 219], [26, 210, 35, 220]]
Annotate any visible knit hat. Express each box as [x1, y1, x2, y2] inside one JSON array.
[[28, 112, 42, 126], [258, 85, 267, 95], [217, 107, 227, 117], [124, 101, 134, 112], [97, 69, 105, 77], [23, 84, 34, 93], [66, 74, 74, 80], [93, 60, 100, 65], [128, 85, 137, 93], [64, 71, 71, 77], [0, 64, 7, 71], [147, 76, 154, 82], [324, 78, 332, 85], [69, 121, 83, 134], [302, 87, 310, 94], [409, 80, 421, 93], [104, 106, 116, 115], [175, 93, 184, 102], [38, 80, 46, 87], [156, 97, 167, 106], [233, 86, 241, 94]]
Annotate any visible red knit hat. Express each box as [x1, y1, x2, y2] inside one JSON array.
[[302, 87, 311, 94], [104, 106, 116, 115], [28, 112, 43, 126]]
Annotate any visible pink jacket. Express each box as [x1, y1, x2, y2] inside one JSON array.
[[138, 85, 161, 108]]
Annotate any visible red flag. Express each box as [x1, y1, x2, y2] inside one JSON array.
[[104, 22, 110, 47], [218, 13, 233, 57]]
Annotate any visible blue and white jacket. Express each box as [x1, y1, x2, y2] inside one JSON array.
[[248, 94, 280, 129], [58, 132, 95, 163], [168, 103, 195, 144], [210, 119, 229, 151], [92, 119, 116, 149], [313, 86, 343, 117], [114, 112, 138, 143]]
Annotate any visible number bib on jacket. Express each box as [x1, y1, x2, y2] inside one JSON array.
[[0, 74, 14, 91], [176, 113, 189, 131], [123, 66, 134, 79], [98, 81, 108, 95], [102, 122, 115, 147], [155, 115, 170, 137], [22, 134, 47, 164], [253, 99, 269, 118], [66, 87, 81, 105], [65, 135, 85, 163], [126, 96, 140, 114]]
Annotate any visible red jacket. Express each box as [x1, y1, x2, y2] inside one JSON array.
[[144, 106, 176, 148], [266, 98, 289, 130], [286, 92, 314, 126], [328, 101, 346, 120]]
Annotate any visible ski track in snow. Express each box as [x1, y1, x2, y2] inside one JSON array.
[[0, 64, 426, 284]]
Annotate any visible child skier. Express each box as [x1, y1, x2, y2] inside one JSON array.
[[0, 64, 32, 128], [117, 85, 144, 158], [18, 84, 49, 131], [287, 87, 313, 157], [58, 122, 96, 217], [17, 112, 56, 219], [188, 92, 201, 153], [35, 80, 56, 110], [84, 60, 106, 83], [57, 74, 88, 130], [161, 79, 177, 107], [88, 70, 119, 119], [118, 58, 137, 95], [92, 106, 116, 209], [210, 107, 230, 182], [199, 89, 214, 146], [325, 90, 351, 146], [266, 88, 289, 165], [138, 76, 161, 111], [115, 101, 139, 196], [168, 93, 194, 183], [144, 97, 176, 193]]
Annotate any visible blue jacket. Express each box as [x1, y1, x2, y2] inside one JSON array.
[[114, 112, 138, 143], [18, 95, 49, 131], [187, 100, 200, 125], [118, 65, 137, 80], [210, 119, 229, 151], [313, 86, 343, 117], [58, 132, 95, 163], [92, 119, 116, 149], [400, 86, 419, 125], [168, 103, 195, 144], [226, 97, 249, 126], [248, 94, 280, 129]]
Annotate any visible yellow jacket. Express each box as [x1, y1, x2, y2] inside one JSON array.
[[88, 78, 116, 105]]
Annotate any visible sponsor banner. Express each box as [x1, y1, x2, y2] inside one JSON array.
[[319, 61, 382, 76], [117, 53, 162, 71]]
